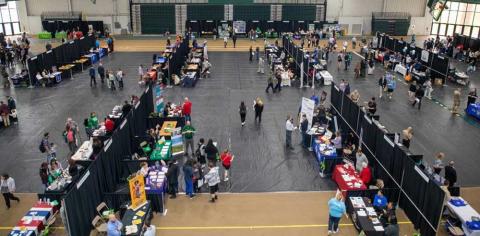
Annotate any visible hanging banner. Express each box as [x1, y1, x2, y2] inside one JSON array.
[[301, 97, 315, 128], [154, 85, 164, 113], [129, 174, 147, 210], [233, 21, 246, 34], [421, 50, 429, 63]]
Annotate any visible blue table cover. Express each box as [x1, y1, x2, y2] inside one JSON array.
[[466, 221, 480, 230], [466, 103, 480, 120], [450, 198, 467, 207], [8, 230, 36, 236]]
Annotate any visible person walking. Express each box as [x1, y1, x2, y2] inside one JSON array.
[[386, 74, 396, 99], [424, 79, 433, 99], [249, 46, 253, 62], [253, 97, 264, 123], [182, 121, 196, 156], [274, 69, 282, 92], [378, 75, 386, 98], [205, 139, 219, 164], [232, 34, 237, 48], [411, 85, 425, 110], [166, 160, 179, 199], [401, 127, 413, 148], [0, 101, 9, 127], [408, 81, 417, 102], [337, 52, 343, 71], [300, 114, 309, 148], [220, 149, 234, 181], [195, 138, 207, 168], [327, 192, 347, 235], [452, 88, 461, 114], [182, 159, 195, 198], [257, 57, 265, 74], [285, 115, 297, 150], [98, 63, 105, 83], [223, 35, 228, 48], [239, 101, 247, 126], [265, 73, 275, 93], [116, 68, 124, 89], [40, 132, 52, 161], [182, 97, 192, 122], [89, 66, 96, 87], [65, 125, 77, 155], [138, 65, 144, 82], [1, 174, 20, 209], [204, 162, 220, 203]]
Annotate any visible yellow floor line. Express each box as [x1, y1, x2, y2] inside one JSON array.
[[0, 222, 411, 231]]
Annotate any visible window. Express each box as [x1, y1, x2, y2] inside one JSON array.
[[432, 1, 480, 37], [0, 2, 20, 36]]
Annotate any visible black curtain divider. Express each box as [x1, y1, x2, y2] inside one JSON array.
[[385, 37, 395, 51], [186, 20, 200, 34], [293, 21, 308, 31], [42, 50, 56, 70], [395, 39, 406, 54], [27, 57, 39, 82], [53, 45, 66, 65], [391, 145, 407, 184], [373, 132, 396, 187], [145, 85, 154, 115], [358, 111, 377, 154], [431, 54, 448, 79], [200, 20, 216, 34], [330, 84, 342, 112]]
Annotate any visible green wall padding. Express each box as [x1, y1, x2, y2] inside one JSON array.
[[282, 5, 316, 21], [233, 5, 270, 21], [209, 0, 253, 4], [141, 4, 175, 34], [187, 5, 224, 20]]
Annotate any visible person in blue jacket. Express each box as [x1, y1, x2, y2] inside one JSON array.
[[373, 190, 388, 210], [328, 192, 347, 235], [386, 73, 396, 99], [89, 66, 96, 87]]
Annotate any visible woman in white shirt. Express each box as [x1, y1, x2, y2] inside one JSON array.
[[285, 115, 296, 149], [1, 174, 20, 209]]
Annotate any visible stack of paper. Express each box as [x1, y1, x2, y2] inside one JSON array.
[[125, 225, 138, 234]]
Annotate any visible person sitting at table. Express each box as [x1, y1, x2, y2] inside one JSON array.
[[107, 213, 123, 236], [373, 190, 388, 211], [379, 202, 399, 236], [91, 137, 103, 160], [350, 90, 360, 104], [48, 161, 62, 184], [365, 97, 377, 115], [104, 117, 115, 135], [359, 162, 372, 185], [369, 179, 384, 190]]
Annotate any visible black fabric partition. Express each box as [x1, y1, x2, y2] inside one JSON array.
[[42, 50, 56, 70], [395, 39, 406, 54], [330, 84, 342, 111], [53, 45, 65, 64], [27, 57, 40, 82], [373, 132, 396, 187], [145, 86, 154, 115], [385, 37, 395, 51], [431, 54, 448, 78]]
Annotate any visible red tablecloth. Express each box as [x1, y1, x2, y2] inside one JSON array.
[[12, 202, 56, 235], [332, 164, 367, 196], [16, 219, 44, 231]]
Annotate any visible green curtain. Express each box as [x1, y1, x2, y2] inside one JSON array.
[[141, 4, 175, 34]]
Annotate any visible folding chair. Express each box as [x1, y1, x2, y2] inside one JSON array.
[[91, 216, 107, 235]]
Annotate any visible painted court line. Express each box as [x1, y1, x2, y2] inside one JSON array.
[[0, 222, 412, 231]]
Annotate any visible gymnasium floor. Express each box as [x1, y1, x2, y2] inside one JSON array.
[[0, 37, 478, 235]]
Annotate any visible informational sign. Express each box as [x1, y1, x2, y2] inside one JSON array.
[[233, 21, 246, 34], [129, 174, 146, 210], [154, 85, 164, 113], [421, 50, 429, 63], [301, 97, 315, 129]]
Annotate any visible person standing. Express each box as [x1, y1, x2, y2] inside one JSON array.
[[467, 88, 477, 108], [327, 192, 347, 235], [337, 52, 343, 71], [232, 34, 237, 48], [182, 121, 196, 156], [378, 75, 386, 98], [204, 162, 220, 203], [205, 139, 219, 164], [408, 81, 417, 102], [285, 115, 297, 150], [166, 160, 179, 199], [98, 63, 105, 84], [196, 138, 207, 168], [223, 35, 228, 48], [40, 132, 52, 161], [265, 73, 275, 93], [108, 70, 116, 90], [424, 79, 433, 99], [239, 101, 247, 127], [401, 127, 413, 149], [300, 114, 309, 148], [0, 101, 9, 127], [274, 69, 282, 92], [411, 85, 425, 110], [1, 174, 20, 209], [452, 88, 461, 114], [220, 149, 234, 181], [433, 152, 445, 175], [355, 149, 368, 172], [253, 97, 264, 123], [89, 66, 96, 87], [249, 46, 253, 62], [116, 68, 124, 89], [386, 75, 396, 99], [257, 57, 265, 74], [444, 161, 457, 187], [65, 125, 77, 155], [182, 159, 195, 198], [6, 96, 16, 111], [182, 97, 192, 122]]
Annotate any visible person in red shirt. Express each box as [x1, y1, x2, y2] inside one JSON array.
[[182, 97, 192, 122], [359, 162, 372, 186], [104, 117, 115, 134], [220, 149, 234, 181]]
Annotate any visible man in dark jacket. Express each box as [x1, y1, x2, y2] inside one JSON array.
[[300, 114, 309, 148], [412, 85, 425, 110], [274, 69, 282, 92], [98, 63, 105, 83], [6, 96, 15, 110], [444, 161, 457, 187], [89, 67, 96, 87], [166, 160, 179, 199]]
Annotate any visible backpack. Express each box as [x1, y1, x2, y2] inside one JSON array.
[[39, 141, 46, 153]]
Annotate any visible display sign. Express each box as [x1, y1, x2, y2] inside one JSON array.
[[301, 97, 315, 129], [233, 21, 246, 34], [129, 174, 147, 210], [421, 50, 429, 63], [154, 85, 164, 113]]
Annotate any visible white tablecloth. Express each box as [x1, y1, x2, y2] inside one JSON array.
[[394, 64, 407, 76], [447, 197, 480, 236], [319, 71, 333, 85], [71, 141, 93, 161]]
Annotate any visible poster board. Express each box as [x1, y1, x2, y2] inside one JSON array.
[[154, 85, 164, 113], [301, 97, 315, 129], [233, 21, 246, 34], [421, 50, 429, 63], [129, 174, 147, 210]]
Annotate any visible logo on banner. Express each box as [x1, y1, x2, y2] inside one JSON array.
[[129, 174, 147, 210]]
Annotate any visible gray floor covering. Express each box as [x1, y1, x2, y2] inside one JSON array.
[[0, 50, 479, 193]]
